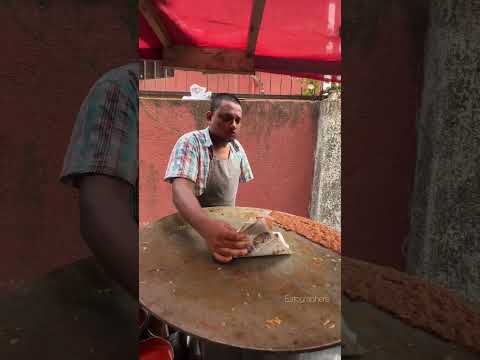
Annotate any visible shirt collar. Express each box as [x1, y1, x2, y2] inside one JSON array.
[[201, 127, 213, 147]]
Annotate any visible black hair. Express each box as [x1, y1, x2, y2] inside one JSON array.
[[210, 93, 241, 113]]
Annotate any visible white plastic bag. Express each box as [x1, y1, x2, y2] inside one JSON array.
[[181, 84, 212, 100]]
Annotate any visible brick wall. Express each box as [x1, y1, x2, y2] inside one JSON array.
[[140, 69, 316, 96]]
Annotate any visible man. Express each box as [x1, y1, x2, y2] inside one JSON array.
[[165, 93, 256, 359], [61, 63, 176, 359], [61, 63, 139, 298], [0, 63, 143, 360], [165, 93, 254, 262]]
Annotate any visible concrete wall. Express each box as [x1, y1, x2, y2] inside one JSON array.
[[309, 94, 341, 232], [406, 0, 480, 303], [0, 1, 136, 294], [342, 0, 428, 269], [139, 99, 318, 224]]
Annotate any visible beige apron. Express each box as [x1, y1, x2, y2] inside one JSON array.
[[197, 147, 241, 208]]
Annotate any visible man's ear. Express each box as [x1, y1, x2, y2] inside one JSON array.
[[206, 111, 213, 122]]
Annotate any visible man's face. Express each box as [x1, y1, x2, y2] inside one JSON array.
[[207, 100, 242, 142]]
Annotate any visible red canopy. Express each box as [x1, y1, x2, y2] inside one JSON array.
[[139, 0, 341, 81]]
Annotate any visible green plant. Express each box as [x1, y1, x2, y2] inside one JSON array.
[[321, 82, 341, 99], [329, 83, 341, 92], [301, 79, 321, 96]]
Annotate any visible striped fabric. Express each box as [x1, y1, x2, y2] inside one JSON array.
[[60, 63, 139, 222], [164, 128, 254, 196]]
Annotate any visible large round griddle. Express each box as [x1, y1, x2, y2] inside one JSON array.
[[139, 207, 341, 352], [0, 258, 137, 360]]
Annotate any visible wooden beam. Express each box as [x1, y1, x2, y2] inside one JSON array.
[[162, 46, 255, 74], [139, 0, 171, 48], [246, 0, 266, 57]]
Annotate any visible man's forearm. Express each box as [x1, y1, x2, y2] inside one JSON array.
[[171, 178, 250, 262], [79, 176, 138, 298], [172, 179, 211, 234]]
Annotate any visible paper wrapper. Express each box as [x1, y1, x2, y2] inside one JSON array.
[[235, 217, 292, 257]]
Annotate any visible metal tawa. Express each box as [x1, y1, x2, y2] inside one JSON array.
[[139, 207, 340, 352], [0, 257, 137, 360]]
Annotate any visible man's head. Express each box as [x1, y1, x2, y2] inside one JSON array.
[[207, 93, 242, 143]]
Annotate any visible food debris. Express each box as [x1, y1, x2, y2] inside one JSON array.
[[221, 322, 226, 327], [217, 267, 222, 271], [246, 292, 250, 297], [323, 319, 332, 326], [257, 293, 262, 298], [232, 307, 236, 311], [311, 284, 317, 288], [243, 301, 249, 305], [265, 317, 283, 329], [142, 247, 148, 251]]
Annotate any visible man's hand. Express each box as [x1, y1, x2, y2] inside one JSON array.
[[198, 219, 252, 263], [172, 178, 252, 263]]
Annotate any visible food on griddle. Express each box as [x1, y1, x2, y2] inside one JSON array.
[[343, 256, 480, 353], [270, 211, 341, 253], [265, 316, 283, 329]]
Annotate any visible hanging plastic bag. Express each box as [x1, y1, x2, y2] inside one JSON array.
[[181, 84, 212, 100]]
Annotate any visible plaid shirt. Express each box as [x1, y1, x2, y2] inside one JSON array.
[[164, 128, 254, 196], [60, 63, 139, 221]]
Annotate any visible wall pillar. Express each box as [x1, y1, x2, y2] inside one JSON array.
[[309, 94, 341, 232], [406, 0, 480, 302]]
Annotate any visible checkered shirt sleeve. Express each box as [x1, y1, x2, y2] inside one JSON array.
[[60, 79, 138, 187], [164, 133, 200, 184]]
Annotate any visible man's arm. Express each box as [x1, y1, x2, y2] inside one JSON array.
[[78, 175, 138, 298], [172, 178, 251, 263]]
